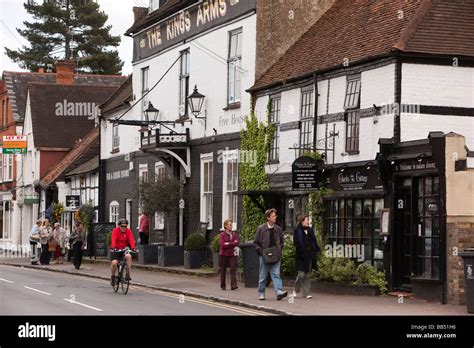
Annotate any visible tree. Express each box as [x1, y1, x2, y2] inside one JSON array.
[[5, 0, 123, 74]]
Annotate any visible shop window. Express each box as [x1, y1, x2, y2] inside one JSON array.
[[325, 198, 384, 267]]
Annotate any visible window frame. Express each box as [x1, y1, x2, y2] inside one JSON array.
[[141, 67, 149, 120], [344, 75, 361, 154], [109, 201, 119, 225], [268, 95, 281, 162], [222, 150, 239, 230], [299, 86, 314, 156], [227, 28, 242, 106], [200, 153, 213, 230], [112, 123, 120, 150], [179, 49, 190, 117]]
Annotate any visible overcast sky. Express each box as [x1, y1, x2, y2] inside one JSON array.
[[0, 0, 144, 75]]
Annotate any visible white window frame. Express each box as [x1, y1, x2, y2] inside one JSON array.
[[155, 161, 165, 181], [227, 28, 242, 105], [112, 123, 120, 150], [200, 153, 213, 230], [154, 211, 164, 230], [149, 0, 160, 12], [139, 163, 149, 183], [179, 49, 190, 117], [141, 67, 149, 120], [109, 201, 119, 225], [222, 150, 238, 230], [3, 154, 13, 182]]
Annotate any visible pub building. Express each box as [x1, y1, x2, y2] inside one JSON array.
[[249, 0, 474, 304]]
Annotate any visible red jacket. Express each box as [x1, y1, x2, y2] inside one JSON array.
[[111, 227, 136, 250], [139, 214, 149, 234], [219, 230, 240, 256]]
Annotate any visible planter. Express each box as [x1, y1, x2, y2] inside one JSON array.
[[212, 252, 220, 271], [240, 242, 259, 288], [311, 280, 380, 296], [138, 244, 159, 265], [184, 250, 207, 269], [157, 245, 184, 267]]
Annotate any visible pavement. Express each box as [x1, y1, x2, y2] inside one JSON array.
[[0, 257, 471, 316]]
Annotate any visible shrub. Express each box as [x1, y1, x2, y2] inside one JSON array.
[[354, 263, 388, 294], [211, 234, 220, 253], [280, 238, 296, 276], [314, 256, 356, 283], [184, 233, 207, 251]]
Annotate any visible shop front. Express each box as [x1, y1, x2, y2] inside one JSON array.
[[378, 132, 447, 302]]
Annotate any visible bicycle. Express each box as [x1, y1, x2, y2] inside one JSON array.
[[111, 247, 137, 295]]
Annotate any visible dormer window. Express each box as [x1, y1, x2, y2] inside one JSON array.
[[150, 0, 166, 12]]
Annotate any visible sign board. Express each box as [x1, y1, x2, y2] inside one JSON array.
[[394, 159, 436, 172], [326, 165, 383, 192], [65, 195, 80, 208], [292, 156, 323, 190], [2, 135, 27, 154], [91, 223, 116, 258]]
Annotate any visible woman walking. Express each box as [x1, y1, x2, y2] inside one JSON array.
[[70, 221, 86, 270], [293, 213, 320, 299], [39, 219, 53, 265], [53, 223, 68, 264], [219, 219, 240, 290]]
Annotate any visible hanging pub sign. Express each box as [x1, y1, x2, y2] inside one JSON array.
[[133, 0, 256, 61], [65, 195, 80, 208], [2, 135, 27, 154], [292, 156, 324, 190]]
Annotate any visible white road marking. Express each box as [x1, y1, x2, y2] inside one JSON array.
[[0, 278, 13, 283], [23, 286, 51, 295], [63, 298, 103, 312]]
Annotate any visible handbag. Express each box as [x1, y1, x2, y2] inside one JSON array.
[[262, 246, 278, 264], [48, 239, 57, 252]]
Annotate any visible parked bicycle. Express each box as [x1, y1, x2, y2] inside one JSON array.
[[110, 247, 137, 294]]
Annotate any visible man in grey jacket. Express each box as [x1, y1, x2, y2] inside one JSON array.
[[253, 208, 288, 301]]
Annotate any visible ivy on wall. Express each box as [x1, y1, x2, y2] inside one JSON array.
[[239, 98, 274, 242]]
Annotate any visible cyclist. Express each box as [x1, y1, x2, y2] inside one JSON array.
[[110, 218, 137, 286]]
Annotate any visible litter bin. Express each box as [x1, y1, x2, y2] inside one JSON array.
[[459, 248, 474, 314], [240, 242, 259, 288]]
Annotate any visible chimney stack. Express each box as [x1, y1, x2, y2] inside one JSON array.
[[55, 59, 75, 85]]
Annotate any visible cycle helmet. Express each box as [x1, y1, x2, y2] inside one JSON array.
[[118, 218, 129, 226]]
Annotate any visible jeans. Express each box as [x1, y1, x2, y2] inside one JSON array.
[[258, 256, 283, 296]]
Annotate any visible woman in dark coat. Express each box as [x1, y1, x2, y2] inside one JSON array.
[[293, 213, 320, 299]]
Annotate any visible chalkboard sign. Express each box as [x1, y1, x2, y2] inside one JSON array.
[[292, 156, 323, 190], [91, 223, 116, 258]]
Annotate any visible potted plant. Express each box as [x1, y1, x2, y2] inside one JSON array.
[[184, 233, 207, 269], [211, 234, 220, 271]]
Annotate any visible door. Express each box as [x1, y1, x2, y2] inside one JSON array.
[[395, 178, 415, 290]]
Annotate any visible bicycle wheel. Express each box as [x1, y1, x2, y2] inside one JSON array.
[[113, 264, 121, 293], [121, 265, 130, 294]]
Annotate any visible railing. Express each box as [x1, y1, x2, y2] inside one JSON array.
[[140, 128, 190, 149]]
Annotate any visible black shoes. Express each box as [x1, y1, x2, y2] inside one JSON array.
[[276, 291, 288, 301]]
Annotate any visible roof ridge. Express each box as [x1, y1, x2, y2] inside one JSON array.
[[42, 127, 99, 186], [392, 0, 433, 51]]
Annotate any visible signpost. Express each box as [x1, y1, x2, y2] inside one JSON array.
[[292, 156, 323, 190], [2, 135, 27, 154]]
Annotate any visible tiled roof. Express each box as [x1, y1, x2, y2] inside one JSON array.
[[28, 83, 117, 149], [42, 127, 99, 186], [65, 155, 99, 177], [125, 0, 199, 36], [100, 75, 133, 115], [251, 0, 474, 92], [1, 71, 126, 122]]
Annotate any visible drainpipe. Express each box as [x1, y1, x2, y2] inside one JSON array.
[[312, 72, 319, 153]]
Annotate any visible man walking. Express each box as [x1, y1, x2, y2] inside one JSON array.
[[254, 208, 288, 301]]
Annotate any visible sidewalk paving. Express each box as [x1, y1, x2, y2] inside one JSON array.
[[1, 258, 470, 316]]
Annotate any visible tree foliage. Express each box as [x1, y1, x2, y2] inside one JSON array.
[[135, 176, 183, 217], [5, 0, 123, 74]]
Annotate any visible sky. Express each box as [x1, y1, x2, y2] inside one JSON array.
[[0, 0, 144, 75]]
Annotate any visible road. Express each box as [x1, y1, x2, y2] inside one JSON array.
[[0, 265, 265, 315]]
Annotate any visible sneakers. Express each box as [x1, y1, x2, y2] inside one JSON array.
[[110, 275, 116, 286], [276, 291, 288, 301], [305, 295, 313, 299], [258, 293, 265, 300]]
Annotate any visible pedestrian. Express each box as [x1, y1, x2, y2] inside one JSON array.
[[293, 213, 320, 299], [52, 222, 68, 264], [29, 220, 41, 265], [254, 208, 288, 301], [219, 219, 240, 291], [70, 221, 86, 270], [39, 219, 53, 265], [138, 212, 149, 245]]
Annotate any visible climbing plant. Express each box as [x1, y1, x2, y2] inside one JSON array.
[[239, 98, 274, 242]]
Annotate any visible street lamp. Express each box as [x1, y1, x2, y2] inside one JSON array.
[[144, 101, 160, 123], [187, 85, 205, 118]]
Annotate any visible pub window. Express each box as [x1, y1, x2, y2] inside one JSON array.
[[109, 201, 119, 225], [201, 154, 213, 229], [155, 161, 165, 181], [112, 123, 120, 150], [223, 152, 238, 229], [227, 28, 242, 105], [268, 96, 281, 162], [299, 87, 314, 156], [141, 67, 149, 119], [325, 198, 384, 270], [179, 49, 190, 117], [344, 75, 361, 154]]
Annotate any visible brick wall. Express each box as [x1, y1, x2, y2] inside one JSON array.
[[255, 0, 334, 80], [447, 221, 474, 305]]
